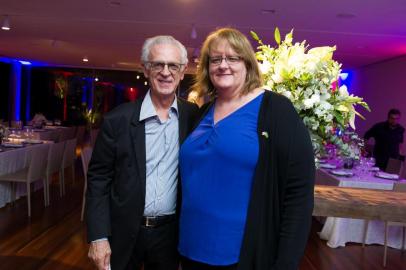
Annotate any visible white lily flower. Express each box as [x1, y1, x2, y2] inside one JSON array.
[[259, 60, 272, 74], [253, 28, 369, 158], [338, 85, 349, 96]]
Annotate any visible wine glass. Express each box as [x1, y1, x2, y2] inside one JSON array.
[[23, 127, 30, 139], [357, 157, 368, 179], [368, 157, 376, 166], [365, 157, 376, 175]]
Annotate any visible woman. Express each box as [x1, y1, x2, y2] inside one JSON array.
[[179, 28, 315, 270]]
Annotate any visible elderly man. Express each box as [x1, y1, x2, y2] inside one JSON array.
[[86, 36, 199, 270]]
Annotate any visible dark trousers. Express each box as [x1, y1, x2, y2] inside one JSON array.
[[181, 256, 238, 270], [125, 220, 179, 270]]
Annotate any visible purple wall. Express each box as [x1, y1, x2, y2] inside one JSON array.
[[352, 55, 406, 152]]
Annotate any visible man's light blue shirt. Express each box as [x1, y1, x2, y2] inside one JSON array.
[[140, 91, 179, 216]]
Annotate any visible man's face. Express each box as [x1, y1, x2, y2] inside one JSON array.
[[388, 113, 401, 127], [143, 44, 186, 99]]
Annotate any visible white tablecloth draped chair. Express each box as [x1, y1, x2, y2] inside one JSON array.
[[61, 138, 77, 195], [0, 144, 50, 216], [80, 146, 92, 221], [45, 140, 65, 202]]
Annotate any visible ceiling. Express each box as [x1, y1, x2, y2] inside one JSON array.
[[1, 0, 406, 73]]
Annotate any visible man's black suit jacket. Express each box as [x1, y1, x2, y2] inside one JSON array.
[[86, 96, 199, 270]]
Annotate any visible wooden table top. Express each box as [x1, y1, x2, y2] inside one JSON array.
[[313, 185, 406, 223]]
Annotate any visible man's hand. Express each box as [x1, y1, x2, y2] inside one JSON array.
[[88, 240, 111, 270]]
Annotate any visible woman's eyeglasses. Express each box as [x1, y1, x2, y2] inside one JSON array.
[[209, 56, 242, 66]]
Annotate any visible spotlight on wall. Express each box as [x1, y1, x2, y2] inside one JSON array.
[[82, 57, 89, 62], [1, 15, 10, 31]]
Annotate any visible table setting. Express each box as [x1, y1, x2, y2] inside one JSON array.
[[0, 127, 53, 156], [315, 140, 404, 187], [315, 150, 406, 249]]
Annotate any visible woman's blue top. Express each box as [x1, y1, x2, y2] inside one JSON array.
[[178, 93, 263, 265]]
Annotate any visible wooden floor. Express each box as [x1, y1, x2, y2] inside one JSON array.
[[0, 164, 405, 270]]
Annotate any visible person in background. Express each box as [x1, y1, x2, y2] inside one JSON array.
[[30, 112, 48, 127], [364, 108, 405, 170], [178, 27, 315, 270], [86, 35, 198, 270]]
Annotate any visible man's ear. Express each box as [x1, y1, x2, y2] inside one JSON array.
[[142, 64, 149, 78], [180, 65, 187, 80]]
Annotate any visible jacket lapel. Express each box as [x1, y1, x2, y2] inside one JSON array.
[[130, 99, 146, 189]]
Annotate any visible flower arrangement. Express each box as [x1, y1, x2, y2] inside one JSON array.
[[251, 28, 370, 158]]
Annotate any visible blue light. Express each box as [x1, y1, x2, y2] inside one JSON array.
[[0, 56, 45, 67], [0, 57, 12, 63], [25, 66, 31, 122], [339, 70, 354, 92], [82, 84, 87, 104], [19, 60, 31, 65], [11, 61, 22, 121]]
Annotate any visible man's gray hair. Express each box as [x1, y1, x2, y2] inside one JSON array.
[[141, 35, 188, 65]]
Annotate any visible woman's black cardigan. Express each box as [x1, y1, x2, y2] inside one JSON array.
[[197, 90, 315, 270]]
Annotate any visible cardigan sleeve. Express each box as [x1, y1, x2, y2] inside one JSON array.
[[274, 106, 315, 269]]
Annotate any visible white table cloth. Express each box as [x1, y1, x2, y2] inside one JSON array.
[[316, 167, 406, 249], [31, 126, 71, 142], [0, 143, 50, 208]]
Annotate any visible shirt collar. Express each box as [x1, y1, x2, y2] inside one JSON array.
[[139, 90, 178, 121]]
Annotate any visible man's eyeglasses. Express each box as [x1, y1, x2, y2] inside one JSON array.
[[145, 62, 184, 73], [209, 56, 242, 66]]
